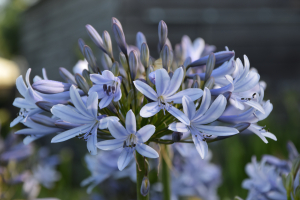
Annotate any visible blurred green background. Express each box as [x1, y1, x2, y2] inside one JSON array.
[[0, 0, 299, 199]]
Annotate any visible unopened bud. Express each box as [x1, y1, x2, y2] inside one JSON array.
[[35, 101, 54, 112], [59, 67, 76, 85], [168, 71, 173, 79], [82, 69, 93, 87], [204, 53, 216, 82], [111, 61, 120, 76], [140, 176, 150, 197], [158, 20, 168, 51], [111, 17, 123, 32], [149, 57, 155, 66], [83, 45, 97, 72], [161, 44, 172, 71], [232, 123, 250, 132], [136, 32, 147, 50], [85, 25, 107, 54], [102, 30, 113, 58], [75, 73, 90, 95], [204, 77, 215, 89], [30, 114, 56, 127], [146, 65, 154, 85], [32, 80, 71, 94], [141, 43, 149, 68], [287, 141, 299, 161], [112, 23, 127, 55], [192, 75, 201, 89], [78, 38, 86, 56], [183, 57, 191, 69], [172, 132, 183, 142], [129, 50, 138, 80], [119, 52, 128, 71], [101, 53, 112, 70], [189, 51, 235, 68]]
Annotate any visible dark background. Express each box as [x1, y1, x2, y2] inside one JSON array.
[[0, 0, 300, 199]]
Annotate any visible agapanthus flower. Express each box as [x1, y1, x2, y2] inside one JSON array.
[[51, 85, 118, 155], [73, 59, 88, 75], [89, 70, 122, 109], [168, 88, 239, 158], [97, 110, 159, 170], [134, 67, 202, 124]]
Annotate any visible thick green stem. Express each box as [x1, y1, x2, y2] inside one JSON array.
[[162, 145, 171, 200], [136, 151, 149, 200]]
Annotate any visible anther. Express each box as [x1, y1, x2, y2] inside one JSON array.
[[103, 84, 107, 91], [112, 86, 116, 94]]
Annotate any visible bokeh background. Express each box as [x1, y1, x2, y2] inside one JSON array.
[[0, 0, 300, 199]]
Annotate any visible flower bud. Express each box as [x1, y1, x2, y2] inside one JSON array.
[[112, 23, 127, 55], [146, 65, 154, 86], [59, 67, 76, 85], [158, 20, 168, 51], [192, 75, 201, 89], [85, 24, 107, 54], [149, 56, 155, 66], [183, 57, 191, 68], [136, 32, 147, 50], [161, 44, 173, 71], [82, 70, 93, 87], [35, 101, 54, 112], [172, 132, 183, 142], [111, 17, 123, 32], [30, 114, 56, 127], [101, 53, 112, 70], [204, 77, 215, 89], [168, 71, 173, 79], [119, 52, 128, 71], [75, 73, 90, 95], [83, 45, 97, 72], [287, 141, 299, 161], [32, 80, 71, 94], [140, 176, 150, 197], [204, 53, 216, 82], [232, 123, 250, 132], [189, 51, 235, 68], [78, 38, 86, 55], [141, 43, 149, 69], [284, 173, 293, 192], [111, 61, 120, 76], [102, 30, 113, 58], [129, 50, 138, 80]]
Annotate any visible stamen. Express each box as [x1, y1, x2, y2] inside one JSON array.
[[103, 84, 107, 91], [112, 86, 116, 94]]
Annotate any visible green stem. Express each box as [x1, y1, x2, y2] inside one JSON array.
[[136, 151, 149, 200], [162, 145, 171, 200]]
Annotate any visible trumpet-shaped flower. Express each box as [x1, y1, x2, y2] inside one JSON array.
[[97, 110, 159, 171], [51, 85, 118, 155], [168, 88, 239, 158], [134, 67, 203, 125], [89, 70, 122, 109]]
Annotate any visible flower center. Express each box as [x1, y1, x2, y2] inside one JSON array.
[[124, 133, 137, 148], [158, 96, 172, 114], [103, 81, 119, 96], [18, 108, 29, 118]]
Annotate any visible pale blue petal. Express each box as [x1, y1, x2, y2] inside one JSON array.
[[96, 138, 125, 150], [256, 100, 273, 121], [51, 104, 94, 124], [140, 102, 161, 118], [165, 67, 183, 95], [168, 122, 189, 132], [168, 106, 190, 125], [166, 88, 203, 104], [193, 88, 211, 121], [247, 124, 268, 143], [98, 116, 119, 129], [193, 95, 226, 124], [133, 80, 158, 101], [210, 75, 234, 95], [70, 85, 90, 117], [136, 143, 159, 158], [99, 95, 114, 109], [86, 92, 98, 118], [16, 75, 27, 97], [155, 69, 170, 96], [243, 99, 265, 114], [182, 96, 195, 120], [87, 126, 98, 155], [13, 98, 34, 109], [108, 120, 129, 138], [193, 125, 239, 136], [118, 148, 134, 171], [136, 125, 155, 142], [234, 71, 260, 93], [23, 135, 43, 145], [113, 85, 122, 102], [126, 110, 136, 133], [51, 124, 92, 143], [10, 116, 24, 127], [190, 128, 208, 159]]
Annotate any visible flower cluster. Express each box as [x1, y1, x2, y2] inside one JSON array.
[[241, 142, 300, 200], [11, 17, 276, 197]]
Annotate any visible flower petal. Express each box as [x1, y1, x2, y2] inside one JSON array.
[[190, 128, 208, 159], [10, 116, 24, 127], [140, 102, 161, 118], [108, 120, 129, 138], [168, 122, 189, 132], [86, 92, 98, 118], [166, 88, 203, 103], [16, 75, 27, 97], [193, 87, 211, 121], [136, 143, 159, 158], [99, 95, 114, 109], [243, 99, 265, 114], [168, 106, 190, 125], [165, 67, 183, 95], [193, 125, 239, 136], [136, 125, 155, 142], [87, 126, 98, 155], [118, 148, 134, 171], [126, 110, 136, 133], [51, 124, 92, 143], [155, 69, 170, 96], [97, 138, 125, 150], [133, 80, 158, 101], [13, 98, 34, 109], [98, 116, 119, 129], [70, 85, 90, 117], [182, 96, 195, 120]]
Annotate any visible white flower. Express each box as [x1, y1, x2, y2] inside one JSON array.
[[134, 67, 203, 125], [89, 70, 122, 109], [97, 110, 159, 171], [168, 88, 239, 159]]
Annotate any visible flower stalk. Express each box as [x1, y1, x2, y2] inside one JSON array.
[[136, 151, 149, 200]]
